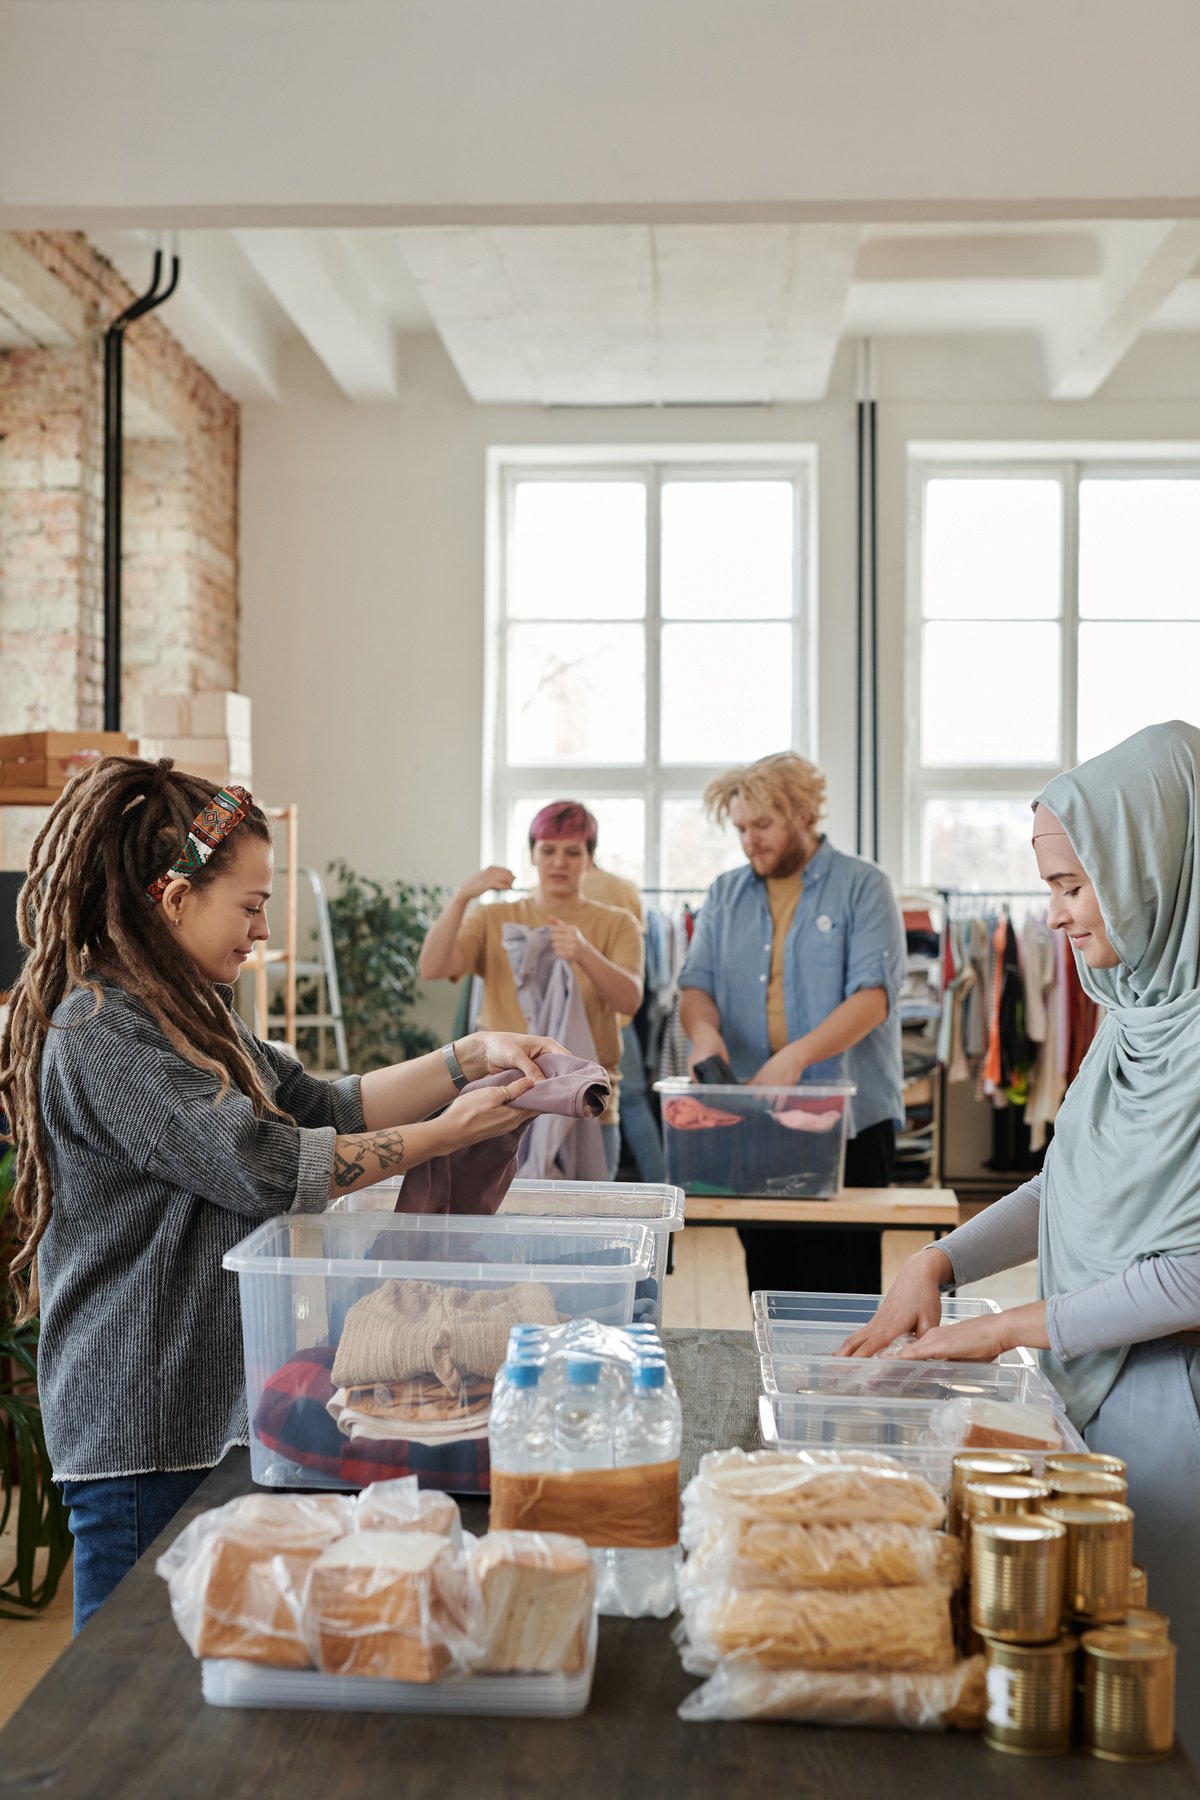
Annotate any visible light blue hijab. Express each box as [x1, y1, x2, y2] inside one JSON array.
[[1035, 720, 1200, 1427]]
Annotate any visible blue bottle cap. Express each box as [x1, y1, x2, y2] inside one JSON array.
[[566, 1357, 602, 1385], [506, 1360, 543, 1388], [633, 1361, 666, 1389], [510, 1324, 543, 1339]]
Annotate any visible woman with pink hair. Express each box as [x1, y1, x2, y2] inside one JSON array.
[[419, 802, 644, 1177]]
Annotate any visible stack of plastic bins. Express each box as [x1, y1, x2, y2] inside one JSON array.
[[223, 1212, 654, 1492], [758, 1390, 1088, 1491], [496, 1180, 684, 1327], [652, 1079, 856, 1198]]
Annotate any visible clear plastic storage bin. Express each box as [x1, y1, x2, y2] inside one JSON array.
[[751, 1290, 1036, 1370], [759, 1353, 1064, 1409], [758, 1391, 1087, 1491], [200, 1616, 597, 1717], [224, 1213, 654, 1494], [653, 1079, 856, 1198], [328, 1180, 684, 1327]]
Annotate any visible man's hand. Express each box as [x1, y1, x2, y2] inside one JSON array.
[[547, 917, 586, 964], [458, 865, 516, 902], [686, 1024, 731, 1076], [749, 1044, 809, 1088]]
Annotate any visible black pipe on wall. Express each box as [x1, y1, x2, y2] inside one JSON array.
[[103, 249, 180, 731]]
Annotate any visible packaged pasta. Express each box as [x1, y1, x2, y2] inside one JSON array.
[[680, 1582, 956, 1674], [681, 1447, 945, 1533], [682, 1518, 963, 1592], [678, 1655, 987, 1729]]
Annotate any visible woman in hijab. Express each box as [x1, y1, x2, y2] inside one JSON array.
[[843, 720, 1200, 1743]]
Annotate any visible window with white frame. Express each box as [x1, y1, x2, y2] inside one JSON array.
[[488, 454, 815, 895], [908, 461, 1200, 890]]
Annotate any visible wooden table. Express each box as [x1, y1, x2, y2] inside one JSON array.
[[684, 1186, 962, 1232], [1, 1329, 1194, 1800]]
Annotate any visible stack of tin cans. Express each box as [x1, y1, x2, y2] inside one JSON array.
[[950, 1448, 1176, 1760]]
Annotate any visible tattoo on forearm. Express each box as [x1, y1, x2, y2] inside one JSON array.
[[332, 1128, 409, 1191]]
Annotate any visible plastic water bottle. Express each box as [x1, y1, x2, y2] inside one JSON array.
[[489, 1359, 553, 1474], [612, 1358, 682, 1618], [553, 1357, 614, 1607]]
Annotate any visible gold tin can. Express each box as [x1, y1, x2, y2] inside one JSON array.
[[1040, 1498, 1133, 1624], [1045, 1468, 1127, 1504], [963, 1478, 1053, 1558], [1129, 1564, 1149, 1609], [983, 1635, 1078, 1756], [1045, 1451, 1127, 1480], [1082, 1628, 1176, 1762], [950, 1451, 1034, 1536], [971, 1517, 1067, 1644], [1124, 1607, 1170, 1641]]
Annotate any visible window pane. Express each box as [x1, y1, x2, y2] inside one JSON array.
[[661, 798, 744, 893], [661, 480, 793, 620], [921, 622, 1060, 765], [507, 623, 645, 763], [1079, 478, 1200, 620], [509, 481, 646, 619], [661, 623, 791, 764], [922, 479, 1062, 619], [922, 798, 1041, 892], [1077, 621, 1200, 762], [506, 796, 645, 888]]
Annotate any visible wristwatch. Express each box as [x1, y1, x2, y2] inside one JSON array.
[[443, 1041, 468, 1091]]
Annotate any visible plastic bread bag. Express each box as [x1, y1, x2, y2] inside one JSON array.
[[466, 1530, 596, 1675], [921, 1398, 1065, 1454], [154, 1492, 355, 1666], [681, 1518, 963, 1594], [678, 1655, 986, 1730], [295, 1530, 479, 1682], [353, 1476, 463, 1544], [677, 1581, 956, 1676], [681, 1448, 945, 1536]]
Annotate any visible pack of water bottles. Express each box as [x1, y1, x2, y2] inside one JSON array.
[[487, 1321, 683, 1619]]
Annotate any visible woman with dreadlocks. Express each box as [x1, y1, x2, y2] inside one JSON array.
[[0, 757, 562, 1631]]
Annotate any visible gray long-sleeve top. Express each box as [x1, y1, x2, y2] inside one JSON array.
[[36, 982, 364, 1480], [938, 1174, 1200, 1361]]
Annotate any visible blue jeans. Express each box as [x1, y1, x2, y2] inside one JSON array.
[[61, 1467, 210, 1634], [617, 1024, 665, 1184], [600, 1123, 621, 1181]]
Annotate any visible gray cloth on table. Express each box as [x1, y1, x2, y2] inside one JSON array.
[[939, 1173, 1200, 1366], [502, 924, 609, 1181], [35, 982, 364, 1481]]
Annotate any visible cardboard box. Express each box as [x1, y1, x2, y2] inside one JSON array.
[[0, 730, 137, 763], [189, 692, 252, 740], [141, 694, 192, 736]]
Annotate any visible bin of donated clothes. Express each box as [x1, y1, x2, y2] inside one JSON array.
[[332, 1179, 685, 1328], [653, 1079, 856, 1198], [224, 1212, 655, 1496]]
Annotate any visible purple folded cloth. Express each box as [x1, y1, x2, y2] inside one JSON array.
[[397, 1051, 611, 1214]]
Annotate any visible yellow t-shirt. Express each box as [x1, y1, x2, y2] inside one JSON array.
[[582, 866, 645, 928], [455, 896, 644, 1125], [766, 872, 804, 1056]]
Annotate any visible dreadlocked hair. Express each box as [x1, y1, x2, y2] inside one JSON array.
[[0, 755, 283, 1323]]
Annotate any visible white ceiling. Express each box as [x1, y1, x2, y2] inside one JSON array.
[[65, 221, 1200, 408]]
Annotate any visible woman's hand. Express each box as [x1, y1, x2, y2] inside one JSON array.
[[458, 865, 517, 902], [894, 1314, 1010, 1364], [750, 1044, 809, 1088], [458, 1032, 567, 1083], [837, 1245, 952, 1355], [440, 1079, 536, 1146], [547, 917, 586, 964]]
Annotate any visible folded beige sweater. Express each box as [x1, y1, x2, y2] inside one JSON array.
[[331, 1278, 560, 1395]]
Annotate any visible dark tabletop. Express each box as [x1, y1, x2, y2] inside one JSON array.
[[1, 1328, 1196, 1800]]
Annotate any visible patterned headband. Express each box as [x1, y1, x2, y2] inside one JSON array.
[[146, 784, 254, 903]]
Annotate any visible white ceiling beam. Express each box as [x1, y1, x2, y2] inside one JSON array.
[[0, 231, 83, 346], [233, 228, 400, 402], [769, 224, 862, 401], [1048, 221, 1200, 399]]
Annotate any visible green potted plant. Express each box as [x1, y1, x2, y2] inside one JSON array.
[[0, 1145, 73, 1618]]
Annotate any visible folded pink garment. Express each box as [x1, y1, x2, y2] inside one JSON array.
[[664, 1097, 744, 1131], [768, 1108, 843, 1133], [396, 1052, 611, 1214]]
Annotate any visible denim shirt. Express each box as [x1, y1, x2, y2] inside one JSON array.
[[679, 839, 906, 1135]]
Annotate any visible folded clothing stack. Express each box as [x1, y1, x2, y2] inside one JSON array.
[[157, 1479, 594, 1683], [676, 1448, 986, 1730]]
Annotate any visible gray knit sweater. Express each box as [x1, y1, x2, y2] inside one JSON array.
[[35, 982, 363, 1480]]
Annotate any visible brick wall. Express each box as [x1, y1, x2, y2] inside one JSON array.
[[0, 231, 238, 864]]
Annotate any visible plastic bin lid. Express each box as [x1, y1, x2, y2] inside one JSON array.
[[500, 1179, 685, 1229], [222, 1211, 656, 1283], [654, 1078, 856, 1098]]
